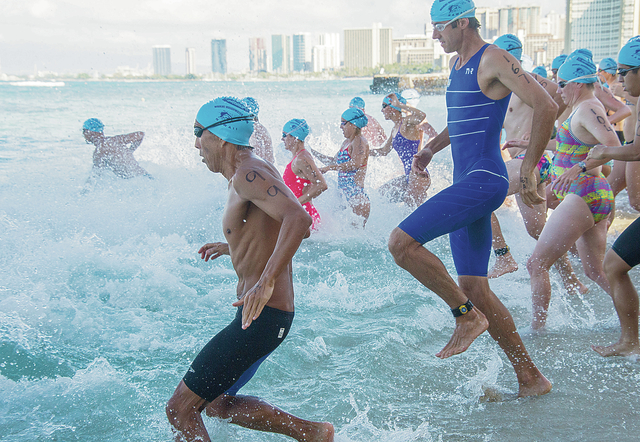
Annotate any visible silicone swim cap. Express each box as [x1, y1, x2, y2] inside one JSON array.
[[430, 0, 476, 23], [349, 97, 366, 110], [83, 118, 104, 133], [341, 108, 368, 129], [382, 93, 406, 112], [618, 39, 640, 68], [196, 97, 255, 147], [532, 66, 547, 78], [599, 57, 617, 74], [552, 54, 568, 70], [494, 34, 523, 61], [283, 119, 310, 141], [557, 49, 598, 84], [241, 97, 260, 115]]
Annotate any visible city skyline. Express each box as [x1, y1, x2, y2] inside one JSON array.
[[0, 0, 564, 75]]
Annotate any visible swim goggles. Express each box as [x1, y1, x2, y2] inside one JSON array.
[[618, 66, 640, 77], [432, 7, 476, 32], [194, 115, 255, 138]]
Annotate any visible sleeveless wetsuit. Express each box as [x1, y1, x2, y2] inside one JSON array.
[[398, 44, 510, 277], [336, 144, 367, 202], [393, 130, 421, 180], [552, 114, 613, 224], [283, 150, 321, 229]]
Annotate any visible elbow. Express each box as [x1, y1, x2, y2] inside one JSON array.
[[319, 182, 328, 193]]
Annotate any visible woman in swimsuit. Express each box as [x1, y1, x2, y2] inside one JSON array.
[[370, 93, 431, 208], [310, 108, 370, 227], [527, 49, 621, 330], [281, 119, 327, 230]]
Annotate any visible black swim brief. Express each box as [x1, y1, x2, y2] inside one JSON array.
[[182, 305, 294, 403], [612, 217, 640, 268]]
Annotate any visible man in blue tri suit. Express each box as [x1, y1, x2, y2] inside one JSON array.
[[388, 0, 557, 397]]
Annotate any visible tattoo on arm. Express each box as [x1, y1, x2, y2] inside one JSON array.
[[591, 108, 613, 132], [267, 185, 282, 197], [246, 170, 266, 182], [503, 56, 531, 83]]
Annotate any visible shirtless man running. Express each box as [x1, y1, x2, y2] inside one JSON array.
[[388, 0, 553, 397], [166, 97, 334, 442]]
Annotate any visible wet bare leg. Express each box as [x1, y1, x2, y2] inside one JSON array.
[[205, 394, 334, 442], [553, 253, 589, 295], [389, 228, 489, 358], [166, 381, 212, 442], [592, 249, 640, 357], [488, 213, 518, 278], [459, 276, 552, 397]]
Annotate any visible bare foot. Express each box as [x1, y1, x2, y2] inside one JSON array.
[[592, 342, 640, 357], [436, 309, 489, 359], [306, 422, 334, 442], [517, 371, 552, 398], [562, 276, 589, 296], [488, 254, 518, 279]]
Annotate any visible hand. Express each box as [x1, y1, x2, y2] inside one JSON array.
[[232, 279, 274, 329], [198, 242, 229, 261], [502, 138, 529, 150], [550, 166, 580, 196], [411, 148, 433, 177], [587, 145, 606, 161], [519, 168, 545, 207]]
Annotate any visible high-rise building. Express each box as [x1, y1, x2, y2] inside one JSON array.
[[185, 48, 196, 75], [293, 33, 312, 72], [315, 33, 341, 70], [566, 0, 640, 62], [498, 6, 541, 37], [476, 8, 500, 41], [344, 23, 393, 71], [272, 34, 291, 73], [152, 45, 171, 76], [211, 39, 227, 74], [249, 38, 268, 72], [393, 35, 435, 65], [541, 10, 566, 39]]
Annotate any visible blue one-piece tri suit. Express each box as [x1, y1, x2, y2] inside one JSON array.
[[398, 44, 510, 277]]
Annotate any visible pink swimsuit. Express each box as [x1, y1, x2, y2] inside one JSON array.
[[283, 151, 321, 229]]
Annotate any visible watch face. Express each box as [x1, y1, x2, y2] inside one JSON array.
[[460, 306, 468, 314]]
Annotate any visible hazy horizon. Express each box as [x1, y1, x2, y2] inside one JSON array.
[[0, 0, 564, 76]]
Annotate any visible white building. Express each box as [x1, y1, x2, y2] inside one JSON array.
[[344, 23, 393, 71], [185, 48, 196, 75]]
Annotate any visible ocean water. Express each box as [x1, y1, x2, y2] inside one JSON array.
[[1, 79, 639, 442]]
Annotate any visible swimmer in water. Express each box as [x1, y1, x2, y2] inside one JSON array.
[[166, 96, 334, 442], [370, 93, 431, 208], [389, 0, 554, 398], [82, 118, 151, 179], [348, 96, 387, 147], [310, 108, 371, 227], [281, 118, 328, 230]]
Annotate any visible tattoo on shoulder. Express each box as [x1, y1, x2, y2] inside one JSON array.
[[591, 108, 613, 131], [246, 170, 266, 182]]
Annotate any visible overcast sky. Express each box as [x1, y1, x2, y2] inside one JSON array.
[[0, 0, 563, 75]]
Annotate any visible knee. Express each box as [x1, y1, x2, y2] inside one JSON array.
[[629, 195, 640, 212], [388, 228, 414, 264], [166, 396, 183, 427], [527, 254, 548, 277]]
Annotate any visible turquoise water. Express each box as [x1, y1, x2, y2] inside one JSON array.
[[1, 79, 639, 441]]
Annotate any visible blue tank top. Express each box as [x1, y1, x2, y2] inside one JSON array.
[[446, 44, 510, 181], [393, 131, 420, 178]]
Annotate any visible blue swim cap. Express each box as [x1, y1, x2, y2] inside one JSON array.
[[557, 49, 598, 84], [349, 97, 366, 110], [283, 119, 310, 141], [241, 97, 259, 115], [494, 34, 523, 61], [382, 93, 406, 111], [599, 57, 617, 74], [83, 118, 104, 133], [196, 97, 255, 147], [532, 66, 547, 78], [341, 108, 368, 129], [618, 38, 640, 68], [551, 54, 568, 70], [430, 0, 476, 23]]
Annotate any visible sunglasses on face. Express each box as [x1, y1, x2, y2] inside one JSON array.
[[194, 115, 254, 138], [618, 66, 640, 77]]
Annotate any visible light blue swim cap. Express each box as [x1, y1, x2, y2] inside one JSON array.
[[599, 57, 617, 74], [494, 34, 523, 61], [283, 119, 310, 141], [532, 66, 547, 78], [241, 97, 259, 115], [196, 97, 255, 147], [382, 93, 406, 111], [430, 0, 476, 23], [551, 54, 568, 70], [349, 97, 366, 110], [628, 35, 640, 44], [618, 39, 640, 68], [83, 118, 104, 133], [557, 49, 598, 84], [341, 108, 368, 129]]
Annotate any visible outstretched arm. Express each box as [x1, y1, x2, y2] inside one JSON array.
[[308, 147, 335, 166], [111, 131, 144, 151], [231, 167, 312, 329]]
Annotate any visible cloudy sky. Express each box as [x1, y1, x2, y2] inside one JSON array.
[[0, 0, 562, 75]]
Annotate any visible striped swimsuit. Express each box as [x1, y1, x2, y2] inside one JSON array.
[[399, 44, 510, 277], [336, 144, 367, 201], [552, 114, 613, 223]]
